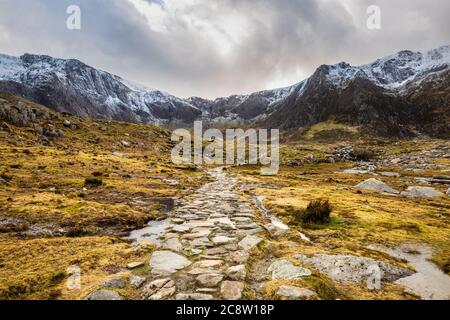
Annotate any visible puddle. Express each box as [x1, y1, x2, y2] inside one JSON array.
[[252, 195, 289, 230], [369, 243, 450, 300], [125, 218, 172, 247]]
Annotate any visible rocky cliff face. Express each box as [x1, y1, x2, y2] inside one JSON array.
[[0, 46, 449, 137]]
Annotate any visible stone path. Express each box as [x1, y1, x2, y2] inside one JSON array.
[[143, 168, 264, 300]]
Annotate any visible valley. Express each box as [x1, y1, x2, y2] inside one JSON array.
[[0, 93, 449, 300]]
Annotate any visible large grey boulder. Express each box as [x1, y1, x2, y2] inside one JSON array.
[[401, 186, 444, 198], [149, 250, 192, 275], [294, 254, 413, 284], [354, 178, 399, 194]]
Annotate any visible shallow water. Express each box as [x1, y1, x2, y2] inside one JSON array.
[[369, 243, 450, 300], [125, 218, 172, 247], [252, 195, 289, 230]]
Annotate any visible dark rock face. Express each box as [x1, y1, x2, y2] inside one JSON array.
[[0, 54, 201, 125], [0, 46, 449, 137]]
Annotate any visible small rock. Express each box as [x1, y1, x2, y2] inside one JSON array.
[[120, 140, 131, 147], [149, 286, 176, 300], [63, 120, 71, 127], [268, 260, 311, 280], [379, 172, 400, 177], [175, 293, 214, 300], [211, 235, 235, 245], [238, 235, 263, 250], [100, 277, 126, 289], [162, 237, 183, 252], [354, 178, 399, 194], [276, 285, 317, 299], [0, 177, 7, 184], [229, 251, 250, 264], [221, 281, 244, 300], [127, 261, 145, 269], [196, 274, 224, 287], [447, 187, 450, 196], [192, 260, 224, 269], [129, 275, 146, 288], [401, 186, 444, 198], [85, 290, 124, 300], [226, 265, 246, 281]]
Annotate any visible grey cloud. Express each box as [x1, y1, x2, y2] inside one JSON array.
[[0, 0, 448, 98]]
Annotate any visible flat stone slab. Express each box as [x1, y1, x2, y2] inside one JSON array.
[[238, 235, 263, 250], [150, 251, 192, 275], [268, 259, 312, 280], [212, 235, 236, 245], [354, 178, 399, 194], [196, 274, 224, 287]]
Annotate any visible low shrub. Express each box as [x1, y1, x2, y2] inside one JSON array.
[[296, 199, 332, 224]]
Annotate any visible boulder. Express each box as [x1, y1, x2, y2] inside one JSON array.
[[354, 178, 399, 194], [401, 186, 444, 198]]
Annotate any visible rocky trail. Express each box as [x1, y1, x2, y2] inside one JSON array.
[[88, 167, 450, 301], [135, 167, 268, 300]]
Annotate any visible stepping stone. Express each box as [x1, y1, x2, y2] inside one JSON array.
[[149, 286, 176, 300], [276, 285, 317, 299], [149, 251, 192, 275], [196, 288, 217, 293], [182, 229, 212, 239], [228, 251, 250, 264], [226, 265, 246, 281], [188, 268, 221, 275], [221, 281, 244, 300], [268, 260, 311, 280], [162, 237, 183, 252], [212, 236, 236, 245], [238, 235, 263, 250], [190, 238, 214, 248], [172, 224, 190, 233], [171, 218, 185, 224], [196, 274, 224, 287], [192, 260, 224, 268]]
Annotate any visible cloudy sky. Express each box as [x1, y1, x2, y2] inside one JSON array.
[[0, 0, 448, 98]]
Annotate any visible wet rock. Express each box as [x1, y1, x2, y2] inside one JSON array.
[[100, 277, 126, 289], [276, 285, 317, 299], [354, 178, 399, 194], [129, 275, 146, 288], [162, 237, 183, 252], [268, 260, 312, 280], [175, 293, 214, 300], [149, 251, 192, 275], [294, 254, 413, 284], [196, 274, 224, 287], [401, 186, 444, 198], [226, 265, 246, 281], [238, 235, 263, 250], [85, 290, 124, 300], [221, 281, 244, 300]]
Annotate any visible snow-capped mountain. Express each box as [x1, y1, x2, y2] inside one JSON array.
[[0, 53, 201, 124], [265, 45, 449, 137], [0, 45, 448, 136]]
